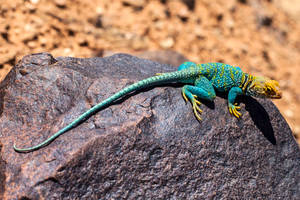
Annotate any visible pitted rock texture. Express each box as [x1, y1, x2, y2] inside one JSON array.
[[1, 0, 300, 144], [0, 53, 299, 199]]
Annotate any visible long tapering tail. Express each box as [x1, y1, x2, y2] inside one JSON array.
[[13, 69, 196, 152]]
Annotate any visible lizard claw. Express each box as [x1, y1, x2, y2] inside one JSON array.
[[182, 89, 189, 103], [192, 98, 203, 121], [192, 95, 202, 106], [229, 103, 242, 118], [234, 103, 241, 110]]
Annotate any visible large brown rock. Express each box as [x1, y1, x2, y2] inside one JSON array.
[[0, 53, 299, 199]]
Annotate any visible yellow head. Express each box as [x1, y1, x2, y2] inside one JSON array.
[[246, 76, 282, 99]]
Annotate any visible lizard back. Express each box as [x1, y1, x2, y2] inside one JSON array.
[[198, 63, 245, 92]]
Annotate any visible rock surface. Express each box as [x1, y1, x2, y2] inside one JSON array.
[[1, 0, 300, 144], [0, 53, 299, 199]]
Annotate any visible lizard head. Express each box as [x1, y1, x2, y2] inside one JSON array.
[[246, 76, 282, 99]]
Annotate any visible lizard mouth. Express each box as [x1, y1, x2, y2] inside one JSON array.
[[270, 91, 282, 99]]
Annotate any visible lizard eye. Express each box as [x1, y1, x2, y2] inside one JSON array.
[[266, 87, 274, 95]]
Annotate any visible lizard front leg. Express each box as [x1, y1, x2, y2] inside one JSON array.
[[228, 87, 243, 118]]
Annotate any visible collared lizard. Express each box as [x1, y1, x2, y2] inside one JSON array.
[[14, 62, 281, 152]]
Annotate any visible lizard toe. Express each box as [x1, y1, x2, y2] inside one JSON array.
[[229, 104, 242, 119], [192, 101, 203, 121]]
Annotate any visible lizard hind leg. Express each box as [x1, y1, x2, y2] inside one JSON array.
[[182, 87, 203, 120], [182, 76, 216, 121], [182, 87, 215, 121]]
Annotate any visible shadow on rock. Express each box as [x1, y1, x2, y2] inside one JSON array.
[[242, 96, 276, 145]]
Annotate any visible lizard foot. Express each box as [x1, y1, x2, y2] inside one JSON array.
[[182, 88, 189, 103], [229, 103, 241, 118], [192, 95, 203, 121], [181, 88, 203, 121]]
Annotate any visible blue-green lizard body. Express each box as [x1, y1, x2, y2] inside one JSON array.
[[14, 62, 281, 152]]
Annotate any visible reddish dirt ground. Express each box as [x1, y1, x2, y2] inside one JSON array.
[[0, 0, 300, 143]]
